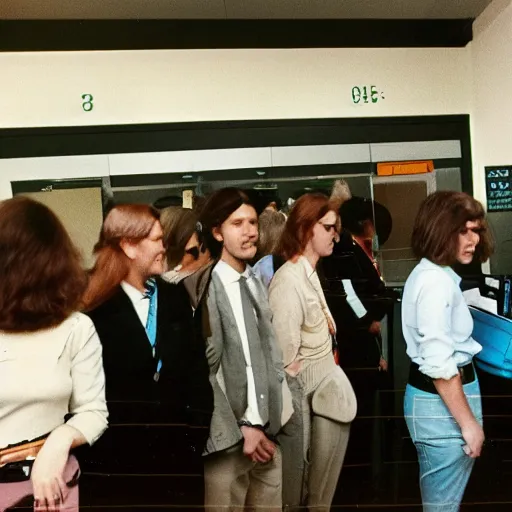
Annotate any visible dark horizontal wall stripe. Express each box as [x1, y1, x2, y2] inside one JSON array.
[[11, 178, 103, 194], [110, 162, 373, 189], [0, 115, 470, 158], [0, 115, 473, 195], [0, 19, 473, 52]]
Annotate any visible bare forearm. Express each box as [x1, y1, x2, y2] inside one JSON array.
[[47, 424, 88, 452], [434, 375, 478, 429]]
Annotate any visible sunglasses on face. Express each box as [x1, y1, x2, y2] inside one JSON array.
[[318, 222, 337, 233], [184, 243, 207, 260]]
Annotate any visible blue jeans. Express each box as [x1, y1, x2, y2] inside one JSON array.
[[404, 379, 483, 511]]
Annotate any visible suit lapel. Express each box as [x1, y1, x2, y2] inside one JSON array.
[[108, 287, 153, 359], [211, 273, 241, 340]]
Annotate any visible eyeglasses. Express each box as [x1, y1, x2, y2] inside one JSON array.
[[318, 222, 337, 233], [185, 246, 200, 260], [184, 243, 207, 261]]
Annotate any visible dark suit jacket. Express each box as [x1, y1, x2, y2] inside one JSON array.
[[80, 278, 213, 474], [323, 231, 397, 368]]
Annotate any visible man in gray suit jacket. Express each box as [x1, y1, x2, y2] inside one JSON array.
[[194, 188, 293, 512]]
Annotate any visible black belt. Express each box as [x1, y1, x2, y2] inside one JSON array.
[[408, 361, 475, 394], [0, 460, 33, 483]]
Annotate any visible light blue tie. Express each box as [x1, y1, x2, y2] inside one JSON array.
[[144, 279, 162, 379]]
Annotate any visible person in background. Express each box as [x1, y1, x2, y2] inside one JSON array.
[[402, 191, 494, 511], [195, 188, 293, 512], [159, 206, 212, 287], [0, 197, 108, 511], [253, 208, 287, 288], [81, 204, 213, 497], [269, 193, 357, 512], [323, 188, 395, 418]]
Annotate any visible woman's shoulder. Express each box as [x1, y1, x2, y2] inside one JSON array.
[[405, 260, 458, 298], [63, 312, 97, 342], [269, 259, 307, 297]]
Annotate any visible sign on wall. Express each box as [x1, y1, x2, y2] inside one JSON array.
[[485, 166, 512, 212]]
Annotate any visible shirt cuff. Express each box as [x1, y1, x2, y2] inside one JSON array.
[[66, 411, 108, 446], [342, 279, 367, 319], [419, 359, 459, 380]]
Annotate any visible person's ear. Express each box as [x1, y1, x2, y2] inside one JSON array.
[[212, 227, 224, 243], [120, 239, 138, 260]]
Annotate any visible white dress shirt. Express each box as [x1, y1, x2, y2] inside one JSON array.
[[213, 259, 264, 426], [402, 258, 482, 380], [121, 281, 150, 327]]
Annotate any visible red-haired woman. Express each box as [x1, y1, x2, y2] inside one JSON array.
[[0, 197, 108, 511], [269, 193, 357, 512], [81, 204, 212, 492]]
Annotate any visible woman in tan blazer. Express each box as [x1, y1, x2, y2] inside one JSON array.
[[269, 193, 357, 512]]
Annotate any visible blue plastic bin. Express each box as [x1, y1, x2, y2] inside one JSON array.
[[470, 306, 512, 380]]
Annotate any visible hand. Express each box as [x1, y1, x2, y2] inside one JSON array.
[[240, 426, 275, 463], [31, 428, 73, 511], [461, 421, 485, 458], [369, 321, 381, 335], [378, 357, 388, 372], [285, 360, 302, 377]]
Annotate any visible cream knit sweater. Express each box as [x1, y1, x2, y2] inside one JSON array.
[[0, 313, 108, 448]]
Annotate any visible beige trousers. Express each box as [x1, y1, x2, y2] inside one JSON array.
[[204, 444, 282, 512], [280, 378, 351, 512]]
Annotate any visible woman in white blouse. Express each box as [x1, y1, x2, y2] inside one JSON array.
[[0, 197, 108, 511], [269, 193, 357, 512], [402, 191, 493, 511]]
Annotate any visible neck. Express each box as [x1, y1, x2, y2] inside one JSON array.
[[221, 249, 246, 274], [124, 269, 149, 293], [302, 244, 320, 269]]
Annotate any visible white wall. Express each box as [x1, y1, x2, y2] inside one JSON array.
[[470, 0, 512, 203], [0, 47, 473, 200], [0, 48, 471, 128]]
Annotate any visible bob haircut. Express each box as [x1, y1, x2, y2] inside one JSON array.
[[411, 191, 494, 266], [198, 188, 256, 258], [82, 203, 160, 311], [160, 206, 198, 269], [0, 196, 86, 332], [278, 192, 340, 262]]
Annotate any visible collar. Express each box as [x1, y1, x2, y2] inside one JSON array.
[[214, 259, 252, 286], [419, 258, 462, 286], [121, 281, 147, 303], [297, 255, 316, 279]]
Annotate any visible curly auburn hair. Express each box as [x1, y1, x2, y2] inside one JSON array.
[[0, 196, 87, 332]]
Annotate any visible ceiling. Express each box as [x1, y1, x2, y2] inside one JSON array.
[[0, 0, 494, 20]]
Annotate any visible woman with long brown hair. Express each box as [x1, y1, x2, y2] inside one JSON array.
[[82, 204, 213, 500], [0, 196, 108, 511], [269, 193, 356, 512]]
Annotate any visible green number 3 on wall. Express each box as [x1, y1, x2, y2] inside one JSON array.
[[82, 94, 94, 112]]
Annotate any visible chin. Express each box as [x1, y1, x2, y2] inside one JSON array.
[[238, 248, 257, 261], [458, 255, 474, 265], [151, 264, 165, 276]]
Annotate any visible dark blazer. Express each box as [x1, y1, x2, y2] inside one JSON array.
[[80, 278, 213, 474], [323, 231, 397, 369]]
